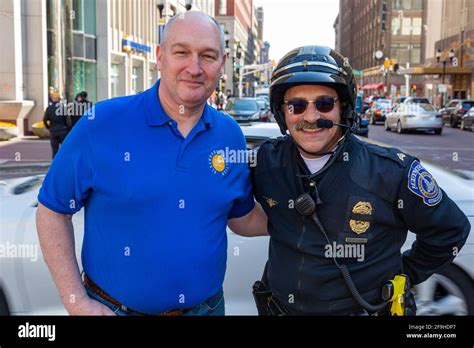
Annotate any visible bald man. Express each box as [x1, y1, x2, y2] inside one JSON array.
[[36, 11, 268, 316]]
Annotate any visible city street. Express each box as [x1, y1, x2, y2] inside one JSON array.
[[367, 124, 474, 173], [1, 122, 473, 180], [0, 138, 51, 180]]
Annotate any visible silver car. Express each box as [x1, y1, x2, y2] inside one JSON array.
[[0, 123, 473, 315], [385, 103, 444, 134], [460, 107, 474, 131]]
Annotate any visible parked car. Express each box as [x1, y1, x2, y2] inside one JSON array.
[[440, 99, 474, 128], [404, 97, 431, 105], [460, 107, 474, 131], [355, 95, 369, 137], [385, 103, 443, 134], [1, 124, 473, 315], [366, 99, 392, 124], [255, 97, 272, 122], [225, 98, 261, 123], [392, 96, 408, 106]]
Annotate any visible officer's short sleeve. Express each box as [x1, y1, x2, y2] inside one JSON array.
[[38, 115, 95, 214], [398, 159, 470, 285]]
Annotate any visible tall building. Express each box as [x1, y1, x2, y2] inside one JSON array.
[[336, 0, 426, 97], [0, 0, 47, 136], [215, 0, 264, 96], [405, 0, 474, 103], [0, 0, 215, 136]]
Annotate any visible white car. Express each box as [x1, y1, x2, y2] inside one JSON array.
[[385, 103, 444, 135], [0, 123, 472, 315]]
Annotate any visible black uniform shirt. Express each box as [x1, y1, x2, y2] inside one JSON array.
[[252, 134, 470, 314]]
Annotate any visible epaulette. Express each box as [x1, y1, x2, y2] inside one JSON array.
[[364, 142, 413, 168]]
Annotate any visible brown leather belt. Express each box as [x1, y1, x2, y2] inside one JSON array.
[[83, 274, 188, 316]]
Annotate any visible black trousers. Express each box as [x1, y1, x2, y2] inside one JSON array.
[[50, 131, 68, 159]]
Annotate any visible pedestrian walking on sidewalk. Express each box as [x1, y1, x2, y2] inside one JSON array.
[[43, 92, 69, 159]]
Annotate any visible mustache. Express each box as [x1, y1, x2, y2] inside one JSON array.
[[295, 121, 321, 131]]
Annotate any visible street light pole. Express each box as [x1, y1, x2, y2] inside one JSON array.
[[436, 48, 455, 107], [442, 60, 446, 85]]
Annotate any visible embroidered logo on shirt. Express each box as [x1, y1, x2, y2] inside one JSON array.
[[408, 160, 442, 206], [208, 150, 228, 176], [349, 201, 372, 234], [263, 196, 279, 208]]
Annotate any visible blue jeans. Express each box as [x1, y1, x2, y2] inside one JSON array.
[[84, 285, 225, 316]]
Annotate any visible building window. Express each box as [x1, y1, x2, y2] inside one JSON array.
[[73, 60, 97, 102], [393, 0, 422, 10], [72, 0, 84, 31], [83, 0, 96, 35], [132, 67, 138, 94], [390, 44, 410, 64], [401, 17, 411, 35], [412, 0, 422, 10], [392, 17, 422, 36], [411, 44, 421, 64], [390, 44, 421, 65], [412, 17, 422, 35], [392, 17, 401, 35], [111, 64, 119, 98], [219, 0, 227, 15]]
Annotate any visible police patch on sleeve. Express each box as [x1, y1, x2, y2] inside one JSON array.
[[408, 160, 442, 206]]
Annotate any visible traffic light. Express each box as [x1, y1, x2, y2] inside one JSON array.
[[236, 43, 242, 60], [411, 85, 417, 96]]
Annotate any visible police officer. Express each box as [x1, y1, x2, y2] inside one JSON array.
[[251, 46, 470, 315]]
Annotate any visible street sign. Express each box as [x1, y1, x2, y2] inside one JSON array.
[[438, 84, 448, 93]]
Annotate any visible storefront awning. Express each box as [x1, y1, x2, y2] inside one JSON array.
[[361, 82, 384, 90], [403, 66, 474, 75]]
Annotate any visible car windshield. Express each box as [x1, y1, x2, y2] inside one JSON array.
[[462, 101, 474, 109], [375, 100, 391, 107], [402, 104, 435, 113], [418, 104, 436, 112], [412, 98, 430, 103], [256, 100, 266, 109], [233, 99, 258, 111]]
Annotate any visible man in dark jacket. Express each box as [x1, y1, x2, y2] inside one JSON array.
[[43, 92, 69, 159], [70, 91, 93, 129], [251, 46, 470, 315]]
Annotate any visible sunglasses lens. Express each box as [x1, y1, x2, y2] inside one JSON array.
[[287, 100, 308, 114], [315, 96, 336, 113]]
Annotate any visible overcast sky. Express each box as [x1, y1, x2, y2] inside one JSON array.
[[254, 0, 339, 62]]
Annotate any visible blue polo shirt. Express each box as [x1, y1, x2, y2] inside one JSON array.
[[38, 80, 255, 313]]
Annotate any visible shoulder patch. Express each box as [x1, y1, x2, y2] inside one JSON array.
[[407, 160, 442, 206]]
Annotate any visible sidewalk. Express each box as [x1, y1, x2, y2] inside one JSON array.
[[0, 137, 51, 180]]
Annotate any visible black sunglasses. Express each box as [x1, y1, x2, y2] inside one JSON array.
[[283, 96, 339, 115]]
